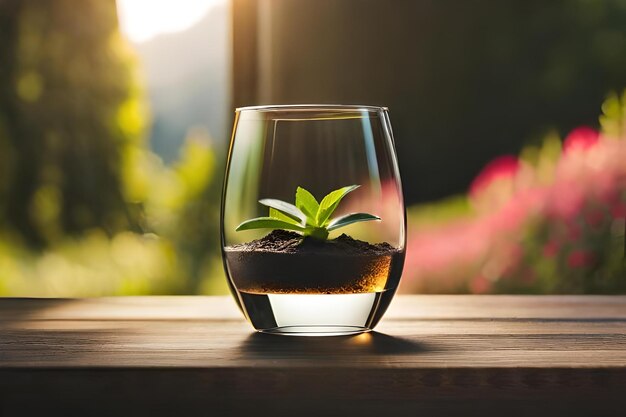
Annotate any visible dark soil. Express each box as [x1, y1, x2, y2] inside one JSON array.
[[228, 230, 395, 255], [224, 230, 403, 294]]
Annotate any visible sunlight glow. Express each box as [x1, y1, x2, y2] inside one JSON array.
[[116, 0, 223, 43]]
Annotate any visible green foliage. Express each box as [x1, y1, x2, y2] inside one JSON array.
[[327, 213, 383, 231], [0, 0, 144, 246], [316, 185, 360, 226], [407, 195, 473, 228], [236, 185, 380, 240], [295, 187, 319, 220], [259, 199, 306, 224], [236, 217, 306, 233], [600, 90, 626, 138], [0, 1, 225, 296]]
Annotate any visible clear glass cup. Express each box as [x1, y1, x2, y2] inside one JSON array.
[[221, 105, 406, 336]]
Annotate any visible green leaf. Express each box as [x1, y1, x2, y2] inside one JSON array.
[[235, 217, 305, 232], [259, 199, 306, 224], [269, 208, 301, 225], [316, 185, 360, 226], [327, 212, 381, 231], [295, 186, 320, 225], [235, 184, 375, 241]]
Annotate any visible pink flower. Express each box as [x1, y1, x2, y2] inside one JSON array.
[[563, 126, 599, 154], [593, 174, 618, 207], [545, 181, 584, 222], [612, 202, 626, 218], [520, 268, 537, 284], [470, 275, 491, 294], [584, 208, 606, 229], [567, 250, 596, 268], [402, 122, 626, 293], [469, 155, 520, 198], [566, 221, 582, 242], [542, 240, 560, 258]]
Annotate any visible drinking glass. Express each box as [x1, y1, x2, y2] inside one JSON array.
[[221, 105, 406, 336]]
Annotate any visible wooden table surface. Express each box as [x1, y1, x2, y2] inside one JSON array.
[[1, 295, 625, 416]]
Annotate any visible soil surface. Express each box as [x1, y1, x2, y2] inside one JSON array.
[[229, 230, 395, 255], [224, 230, 403, 294]]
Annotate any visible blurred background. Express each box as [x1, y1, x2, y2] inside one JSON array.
[[0, 0, 625, 296]]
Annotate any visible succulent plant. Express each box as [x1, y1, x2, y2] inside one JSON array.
[[236, 185, 380, 240]]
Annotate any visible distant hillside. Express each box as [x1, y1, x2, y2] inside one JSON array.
[[134, 3, 229, 162]]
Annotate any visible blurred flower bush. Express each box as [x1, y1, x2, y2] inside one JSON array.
[[403, 92, 626, 294], [0, 131, 226, 296]]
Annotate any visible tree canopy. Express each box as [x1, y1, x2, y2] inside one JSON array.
[[0, 0, 145, 247]]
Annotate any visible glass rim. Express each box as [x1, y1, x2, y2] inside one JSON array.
[[235, 104, 389, 112]]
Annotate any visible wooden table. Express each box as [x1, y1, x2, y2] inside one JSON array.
[[1, 295, 625, 416]]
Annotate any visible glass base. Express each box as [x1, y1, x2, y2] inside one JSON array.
[[259, 325, 370, 337], [238, 291, 387, 336]]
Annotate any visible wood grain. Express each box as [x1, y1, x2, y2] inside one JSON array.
[[1, 295, 625, 416]]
